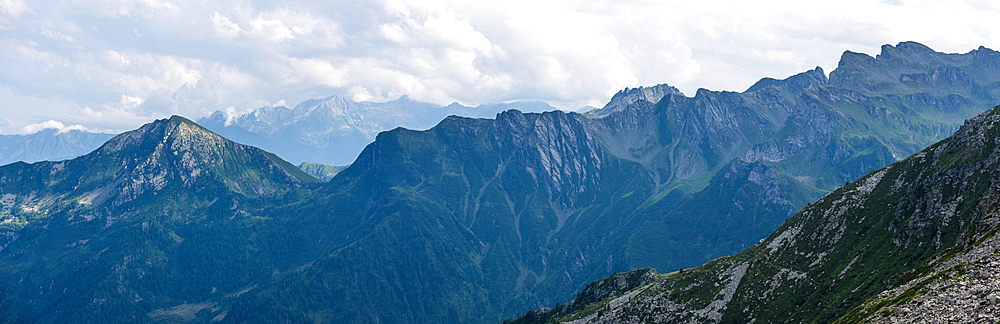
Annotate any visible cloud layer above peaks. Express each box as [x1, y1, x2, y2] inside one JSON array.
[[1, 0, 999, 133]]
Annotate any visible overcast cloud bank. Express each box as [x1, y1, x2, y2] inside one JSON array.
[[1, 0, 999, 133]]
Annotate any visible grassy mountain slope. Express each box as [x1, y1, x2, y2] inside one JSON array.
[[224, 111, 665, 322], [0, 116, 318, 323]]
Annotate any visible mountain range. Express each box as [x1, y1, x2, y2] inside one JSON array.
[[1, 41, 999, 323], [0, 97, 555, 176], [0, 129, 114, 166], [197, 96, 558, 165], [509, 104, 1000, 323]]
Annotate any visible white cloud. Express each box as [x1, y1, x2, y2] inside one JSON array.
[[0, 0, 28, 17], [116, 95, 144, 111], [0, 116, 11, 132], [81, 107, 103, 117], [223, 105, 237, 126], [99, 0, 179, 19], [19, 120, 91, 134], [1, 0, 1000, 133], [288, 57, 347, 88], [249, 16, 294, 42], [41, 28, 75, 42], [211, 12, 240, 40]]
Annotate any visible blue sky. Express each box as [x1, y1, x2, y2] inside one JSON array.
[[1, 0, 999, 134]]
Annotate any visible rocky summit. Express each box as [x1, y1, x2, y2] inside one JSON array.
[[0, 116, 317, 322]]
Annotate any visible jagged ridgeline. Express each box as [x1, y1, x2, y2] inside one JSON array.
[[223, 43, 1000, 323], [509, 106, 1000, 323]]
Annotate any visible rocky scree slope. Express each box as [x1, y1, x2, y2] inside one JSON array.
[[0, 116, 318, 323], [844, 230, 1000, 324], [511, 105, 1000, 323]]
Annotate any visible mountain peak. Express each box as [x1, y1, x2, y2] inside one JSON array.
[[745, 66, 827, 92], [58, 116, 316, 208], [836, 50, 875, 68], [827, 41, 999, 93], [96, 115, 216, 155], [877, 41, 935, 61], [586, 83, 683, 117], [391, 95, 412, 102], [168, 114, 196, 124]]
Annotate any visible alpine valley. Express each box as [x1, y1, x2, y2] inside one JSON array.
[[1, 41, 999, 323]]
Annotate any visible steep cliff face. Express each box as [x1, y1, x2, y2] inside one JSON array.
[[0, 116, 317, 323], [515, 106, 1000, 323], [830, 42, 1000, 96], [741, 42, 1000, 192]]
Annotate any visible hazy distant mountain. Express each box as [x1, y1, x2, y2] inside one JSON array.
[[297, 161, 348, 182], [0, 129, 115, 166], [198, 96, 558, 165]]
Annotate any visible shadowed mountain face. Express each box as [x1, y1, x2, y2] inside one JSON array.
[[197, 96, 558, 165], [2, 42, 1000, 323], [509, 105, 1000, 324]]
